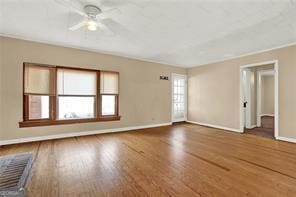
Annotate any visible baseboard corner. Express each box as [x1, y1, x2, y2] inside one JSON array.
[[277, 136, 296, 143], [186, 120, 242, 133]]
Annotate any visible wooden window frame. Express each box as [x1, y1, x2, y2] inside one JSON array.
[[19, 62, 120, 128]]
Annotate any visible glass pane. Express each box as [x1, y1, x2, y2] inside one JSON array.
[[174, 95, 178, 102], [102, 95, 116, 116], [174, 103, 178, 111], [57, 69, 97, 95], [180, 79, 185, 87], [100, 72, 119, 94], [180, 95, 184, 103], [25, 65, 55, 95], [174, 80, 177, 86], [174, 87, 178, 94], [58, 96, 95, 119], [180, 88, 184, 94], [29, 95, 49, 119]]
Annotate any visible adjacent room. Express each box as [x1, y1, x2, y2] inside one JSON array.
[[242, 63, 276, 138], [0, 0, 296, 196]]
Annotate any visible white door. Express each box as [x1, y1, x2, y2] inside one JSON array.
[[172, 74, 187, 122]]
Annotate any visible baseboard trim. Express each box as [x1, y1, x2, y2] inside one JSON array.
[[260, 114, 274, 117], [277, 136, 296, 143], [186, 120, 242, 133], [246, 125, 257, 129], [0, 122, 172, 146]]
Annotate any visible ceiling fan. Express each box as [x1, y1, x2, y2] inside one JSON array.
[[55, 0, 121, 33]]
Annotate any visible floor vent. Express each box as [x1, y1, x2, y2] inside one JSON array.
[[0, 153, 33, 197]]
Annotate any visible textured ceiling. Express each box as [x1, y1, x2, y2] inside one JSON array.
[[0, 0, 296, 67]]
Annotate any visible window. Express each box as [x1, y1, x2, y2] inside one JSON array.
[[57, 68, 96, 120], [28, 95, 49, 119], [20, 63, 120, 127], [102, 95, 116, 115], [58, 97, 95, 119], [23, 64, 55, 121], [100, 71, 119, 116]]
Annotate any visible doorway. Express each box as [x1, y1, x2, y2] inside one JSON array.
[[240, 61, 279, 139], [171, 74, 187, 122]]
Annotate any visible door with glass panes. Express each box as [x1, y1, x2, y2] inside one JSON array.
[[172, 74, 187, 122]]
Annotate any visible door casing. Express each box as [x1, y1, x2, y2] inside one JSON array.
[[239, 60, 279, 139]]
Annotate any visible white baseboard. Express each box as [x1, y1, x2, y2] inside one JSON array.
[[261, 114, 274, 117], [187, 121, 296, 144], [186, 120, 242, 133], [0, 122, 172, 146], [246, 125, 257, 129], [277, 136, 296, 143]]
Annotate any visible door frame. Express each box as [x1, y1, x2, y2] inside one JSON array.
[[242, 68, 252, 128], [256, 69, 275, 127], [239, 60, 279, 139], [171, 73, 187, 122]]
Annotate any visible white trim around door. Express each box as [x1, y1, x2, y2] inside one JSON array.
[[242, 68, 252, 128], [239, 60, 279, 139]]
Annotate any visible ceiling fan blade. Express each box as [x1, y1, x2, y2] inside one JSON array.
[[69, 20, 85, 31], [96, 21, 115, 35], [101, 18, 128, 33], [55, 0, 87, 17], [97, 8, 121, 19]]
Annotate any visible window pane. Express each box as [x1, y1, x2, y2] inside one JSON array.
[[58, 97, 95, 119], [25, 65, 55, 95], [102, 95, 116, 115], [57, 69, 97, 95], [28, 95, 49, 119], [100, 72, 119, 94]]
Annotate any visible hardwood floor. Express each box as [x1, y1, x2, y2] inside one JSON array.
[[1, 123, 296, 197], [245, 116, 275, 139]]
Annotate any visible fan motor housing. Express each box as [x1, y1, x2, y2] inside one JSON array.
[[84, 5, 102, 17]]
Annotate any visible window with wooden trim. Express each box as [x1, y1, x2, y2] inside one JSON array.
[[100, 71, 119, 116], [20, 63, 120, 127]]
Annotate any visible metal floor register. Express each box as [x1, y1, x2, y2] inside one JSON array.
[[0, 153, 33, 197]]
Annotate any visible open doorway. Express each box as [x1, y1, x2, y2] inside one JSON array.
[[240, 61, 278, 139]]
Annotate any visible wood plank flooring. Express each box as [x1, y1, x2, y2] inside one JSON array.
[[245, 116, 275, 139], [1, 123, 296, 197]]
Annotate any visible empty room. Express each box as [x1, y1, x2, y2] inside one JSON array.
[[0, 0, 296, 196]]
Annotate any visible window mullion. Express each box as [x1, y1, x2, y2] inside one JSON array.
[[115, 94, 119, 116], [52, 67, 58, 121], [97, 71, 101, 118], [23, 95, 29, 121]]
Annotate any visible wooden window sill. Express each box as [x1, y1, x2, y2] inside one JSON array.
[[19, 116, 121, 128]]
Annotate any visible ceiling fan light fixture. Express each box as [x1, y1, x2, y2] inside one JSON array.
[[87, 20, 97, 31]]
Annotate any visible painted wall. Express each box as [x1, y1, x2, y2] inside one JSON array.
[[0, 37, 186, 141], [262, 76, 275, 115], [188, 44, 296, 139]]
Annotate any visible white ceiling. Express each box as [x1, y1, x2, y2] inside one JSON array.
[[0, 0, 296, 67]]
